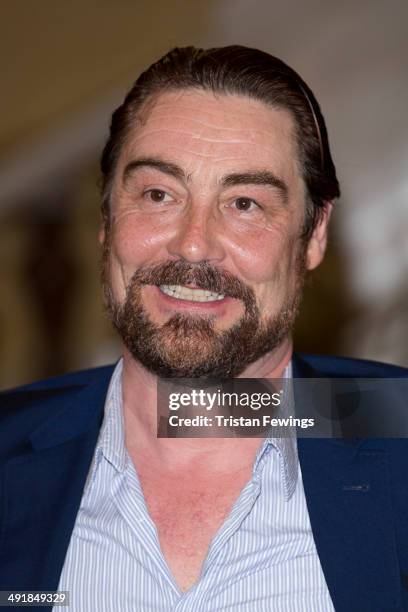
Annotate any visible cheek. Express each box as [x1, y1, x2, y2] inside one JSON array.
[[110, 211, 173, 269], [228, 228, 303, 313], [229, 230, 294, 285], [221, 204, 303, 285], [106, 213, 173, 302]]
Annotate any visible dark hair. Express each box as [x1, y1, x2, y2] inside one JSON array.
[[100, 45, 340, 238]]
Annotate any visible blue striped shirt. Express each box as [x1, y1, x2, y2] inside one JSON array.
[[57, 360, 335, 611]]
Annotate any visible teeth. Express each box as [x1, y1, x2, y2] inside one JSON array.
[[160, 285, 225, 302]]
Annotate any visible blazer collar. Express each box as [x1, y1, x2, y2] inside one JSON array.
[[29, 366, 114, 451], [292, 351, 327, 378]]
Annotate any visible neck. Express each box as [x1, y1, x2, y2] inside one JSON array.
[[121, 338, 293, 473]]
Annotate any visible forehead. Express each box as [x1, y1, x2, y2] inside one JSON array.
[[118, 89, 301, 186]]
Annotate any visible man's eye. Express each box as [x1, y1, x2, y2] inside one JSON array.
[[144, 189, 172, 203], [233, 197, 260, 212]]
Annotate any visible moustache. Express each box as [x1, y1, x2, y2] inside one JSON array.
[[127, 260, 256, 308]]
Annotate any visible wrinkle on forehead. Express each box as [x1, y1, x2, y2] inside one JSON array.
[[129, 127, 288, 147], [127, 88, 297, 147], [112, 89, 304, 209]]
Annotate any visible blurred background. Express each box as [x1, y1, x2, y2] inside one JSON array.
[[1, 0, 407, 389]]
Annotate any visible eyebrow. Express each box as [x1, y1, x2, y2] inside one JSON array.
[[123, 157, 186, 183], [123, 157, 289, 204], [221, 171, 288, 204]]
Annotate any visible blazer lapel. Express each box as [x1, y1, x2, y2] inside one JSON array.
[[293, 353, 403, 611], [0, 368, 112, 591]]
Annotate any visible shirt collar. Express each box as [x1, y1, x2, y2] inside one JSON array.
[[253, 361, 299, 501], [86, 358, 298, 501], [84, 359, 126, 491]]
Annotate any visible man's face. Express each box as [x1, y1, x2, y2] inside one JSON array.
[[102, 89, 329, 378]]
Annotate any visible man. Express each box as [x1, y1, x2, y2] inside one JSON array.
[[0, 46, 407, 612]]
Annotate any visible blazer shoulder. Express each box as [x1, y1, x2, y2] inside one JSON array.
[[1, 364, 116, 396], [0, 365, 115, 455], [295, 352, 408, 377]]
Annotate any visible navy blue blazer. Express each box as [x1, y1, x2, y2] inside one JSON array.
[[0, 353, 407, 611]]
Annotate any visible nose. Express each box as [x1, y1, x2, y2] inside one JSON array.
[[166, 204, 225, 264]]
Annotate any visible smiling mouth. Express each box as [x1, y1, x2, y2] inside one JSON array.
[[159, 284, 225, 302]]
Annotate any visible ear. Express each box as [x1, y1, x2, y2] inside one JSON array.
[[306, 202, 333, 270], [98, 225, 106, 245]]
